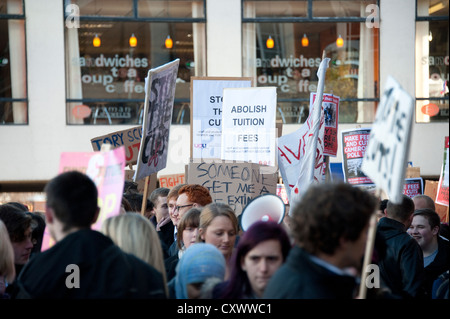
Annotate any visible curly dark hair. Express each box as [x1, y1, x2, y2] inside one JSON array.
[[291, 183, 377, 255]]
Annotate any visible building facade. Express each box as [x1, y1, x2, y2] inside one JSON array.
[[0, 0, 448, 195]]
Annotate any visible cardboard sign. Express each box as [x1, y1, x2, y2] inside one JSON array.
[[403, 178, 424, 198], [341, 128, 374, 186], [436, 136, 449, 206], [91, 126, 142, 165], [187, 160, 277, 215], [361, 76, 414, 204], [41, 147, 126, 251], [159, 173, 185, 188], [191, 77, 253, 160], [221, 87, 277, 166], [311, 93, 339, 157], [134, 59, 180, 181]]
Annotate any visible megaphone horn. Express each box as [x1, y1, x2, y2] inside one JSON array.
[[240, 194, 285, 232]]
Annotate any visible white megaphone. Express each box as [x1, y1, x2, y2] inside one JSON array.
[[240, 194, 285, 232]]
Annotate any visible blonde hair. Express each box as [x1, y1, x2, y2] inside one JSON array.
[[197, 202, 239, 242], [101, 213, 168, 296], [0, 220, 15, 283]]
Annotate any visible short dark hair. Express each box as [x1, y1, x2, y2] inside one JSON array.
[[123, 193, 153, 212], [149, 187, 170, 206], [44, 171, 98, 231], [291, 183, 377, 255], [386, 194, 415, 223], [0, 204, 33, 242], [413, 208, 441, 231]]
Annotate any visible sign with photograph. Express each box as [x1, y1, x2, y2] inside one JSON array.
[[311, 93, 339, 157], [341, 128, 374, 186]]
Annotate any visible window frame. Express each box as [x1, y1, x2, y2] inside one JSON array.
[[241, 0, 380, 124], [63, 0, 206, 125], [0, 0, 28, 125]]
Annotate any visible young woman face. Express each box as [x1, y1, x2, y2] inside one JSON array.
[[241, 239, 283, 298], [182, 225, 198, 250], [200, 215, 236, 259]]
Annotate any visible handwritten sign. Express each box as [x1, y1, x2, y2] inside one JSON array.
[[436, 136, 449, 206], [187, 161, 277, 215], [403, 178, 424, 198], [191, 77, 252, 160], [311, 93, 339, 157], [41, 147, 126, 251], [341, 128, 374, 186], [135, 59, 180, 181], [361, 76, 414, 204], [159, 173, 185, 188], [221, 87, 277, 166], [91, 126, 142, 165]]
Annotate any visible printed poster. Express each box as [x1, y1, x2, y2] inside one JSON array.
[[191, 77, 252, 160], [311, 93, 340, 157]]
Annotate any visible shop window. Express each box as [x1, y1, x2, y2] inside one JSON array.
[[243, 0, 379, 124], [415, 0, 449, 123], [64, 0, 205, 125], [0, 0, 27, 125]]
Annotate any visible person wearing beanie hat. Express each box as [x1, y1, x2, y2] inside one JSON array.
[[174, 243, 225, 299]]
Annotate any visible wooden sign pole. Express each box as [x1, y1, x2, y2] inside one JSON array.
[[140, 175, 150, 216]]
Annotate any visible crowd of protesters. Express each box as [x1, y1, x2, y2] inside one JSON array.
[[0, 170, 448, 300]]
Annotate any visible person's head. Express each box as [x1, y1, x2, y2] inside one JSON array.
[[376, 199, 389, 222], [150, 187, 170, 223], [0, 204, 34, 266], [177, 208, 201, 251], [175, 184, 212, 225], [6, 202, 29, 212], [291, 183, 377, 270], [413, 194, 436, 211], [120, 196, 132, 214], [123, 193, 154, 218], [386, 194, 415, 228], [198, 202, 239, 260], [167, 183, 186, 227], [174, 243, 226, 299], [408, 209, 441, 251], [222, 221, 291, 298], [101, 213, 168, 296], [27, 211, 46, 257], [0, 219, 16, 294], [44, 171, 99, 238]]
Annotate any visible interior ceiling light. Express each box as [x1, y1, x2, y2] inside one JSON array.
[[165, 35, 173, 49], [301, 34, 309, 47], [93, 34, 101, 47], [266, 36, 274, 49], [336, 34, 344, 48], [129, 33, 137, 47]]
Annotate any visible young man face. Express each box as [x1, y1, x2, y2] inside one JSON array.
[[11, 226, 33, 265], [408, 215, 439, 250], [153, 195, 168, 223]]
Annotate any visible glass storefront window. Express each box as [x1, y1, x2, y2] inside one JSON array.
[[65, 0, 205, 125], [243, 0, 379, 124], [415, 0, 449, 123], [0, 0, 27, 125]]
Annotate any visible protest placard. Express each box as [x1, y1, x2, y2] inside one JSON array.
[[91, 126, 142, 165], [341, 128, 373, 186], [361, 76, 414, 204], [221, 87, 277, 166], [41, 146, 126, 251], [187, 160, 277, 215], [134, 59, 180, 182], [191, 77, 253, 160], [403, 178, 424, 198], [436, 136, 449, 206], [311, 93, 339, 157], [158, 173, 185, 188]]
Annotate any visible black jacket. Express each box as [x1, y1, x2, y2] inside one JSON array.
[[423, 236, 450, 298], [263, 246, 358, 299], [15, 229, 167, 299], [376, 217, 425, 298]]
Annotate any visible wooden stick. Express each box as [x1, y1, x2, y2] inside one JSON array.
[[140, 175, 150, 216]]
